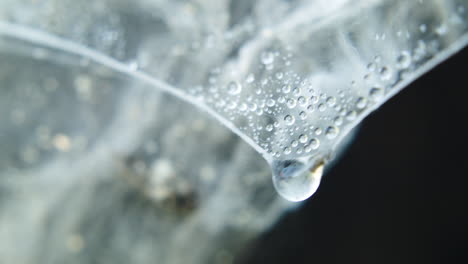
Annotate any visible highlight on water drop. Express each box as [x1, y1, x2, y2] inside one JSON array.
[[271, 158, 326, 202]]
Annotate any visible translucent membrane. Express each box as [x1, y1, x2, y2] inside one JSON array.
[[1, 0, 467, 203], [0, 0, 468, 197]]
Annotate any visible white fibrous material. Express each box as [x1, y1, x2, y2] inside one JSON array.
[[0, 0, 467, 263]]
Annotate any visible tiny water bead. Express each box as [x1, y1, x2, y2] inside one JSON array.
[[260, 51, 275, 65], [396, 51, 412, 69], [227, 81, 242, 95], [356, 96, 367, 109], [369, 87, 384, 100], [325, 125, 339, 139], [286, 98, 297, 108], [272, 159, 326, 202], [245, 73, 255, 84], [284, 115, 295, 126]]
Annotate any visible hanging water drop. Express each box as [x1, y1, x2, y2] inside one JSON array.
[[272, 159, 325, 202]]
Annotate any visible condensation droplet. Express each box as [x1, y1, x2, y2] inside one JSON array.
[[245, 73, 255, 84], [325, 126, 339, 139], [299, 134, 308, 143], [298, 96, 308, 106], [261, 51, 275, 65], [318, 103, 326, 112], [266, 124, 274, 132], [299, 111, 307, 120], [326, 96, 336, 107], [334, 116, 344, 126], [282, 85, 291, 94], [284, 115, 295, 126], [356, 97, 367, 109], [379, 67, 392, 81], [227, 81, 242, 95], [291, 140, 299, 148], [396, 51, 412, 69], [286, 98, 297, 109], [346, 110, 357, 121], [367, 62, 376, 72], [266, 99, 276, 107], [275, 72, 284, 80], [369, 87, 384, 100], [309, 138, 320, 149]]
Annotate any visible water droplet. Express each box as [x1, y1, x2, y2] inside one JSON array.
[[227, 101, 237, 109], [314, 127, 323, 135], [292, 87, 301, 96], [379, 67, 392, 81], [367, 62, 376, 72], [309, 138, 320, 149], [356, 97, 367, 109], [298, 96, 308, 106], [291, 140, 299, 148], [299, 134, 308, 143], [245, 73, 255, 84], [286, 98, 297, 108], [227, 81, 242, 95], [248, 102, 257, 111], [299, 111, 307, 120], [325, 126, 339, 139], [318, 103, 326, 112], [282, 85, 291, 94], [284, 115, 295, 126], [346, 110, 357, 120], [261, 51, 275, 65], [396, 51, 411, 69], [334, 116, 344, 126], [272, 159, 325, 202], [239, 103, 248, 111], [310, 95, 319, 104], [266, 99, 276, 107], [266, 124, 274, 132], [326, 96, 336, 106], [369, 87, 384, 100]]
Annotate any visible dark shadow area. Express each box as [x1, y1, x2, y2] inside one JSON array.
[[241, 46, 468, 264]]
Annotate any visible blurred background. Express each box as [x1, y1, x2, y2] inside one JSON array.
[[242, 47, 468, 264]]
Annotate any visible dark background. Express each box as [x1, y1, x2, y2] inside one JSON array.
[[242, 47, 468, 264]]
